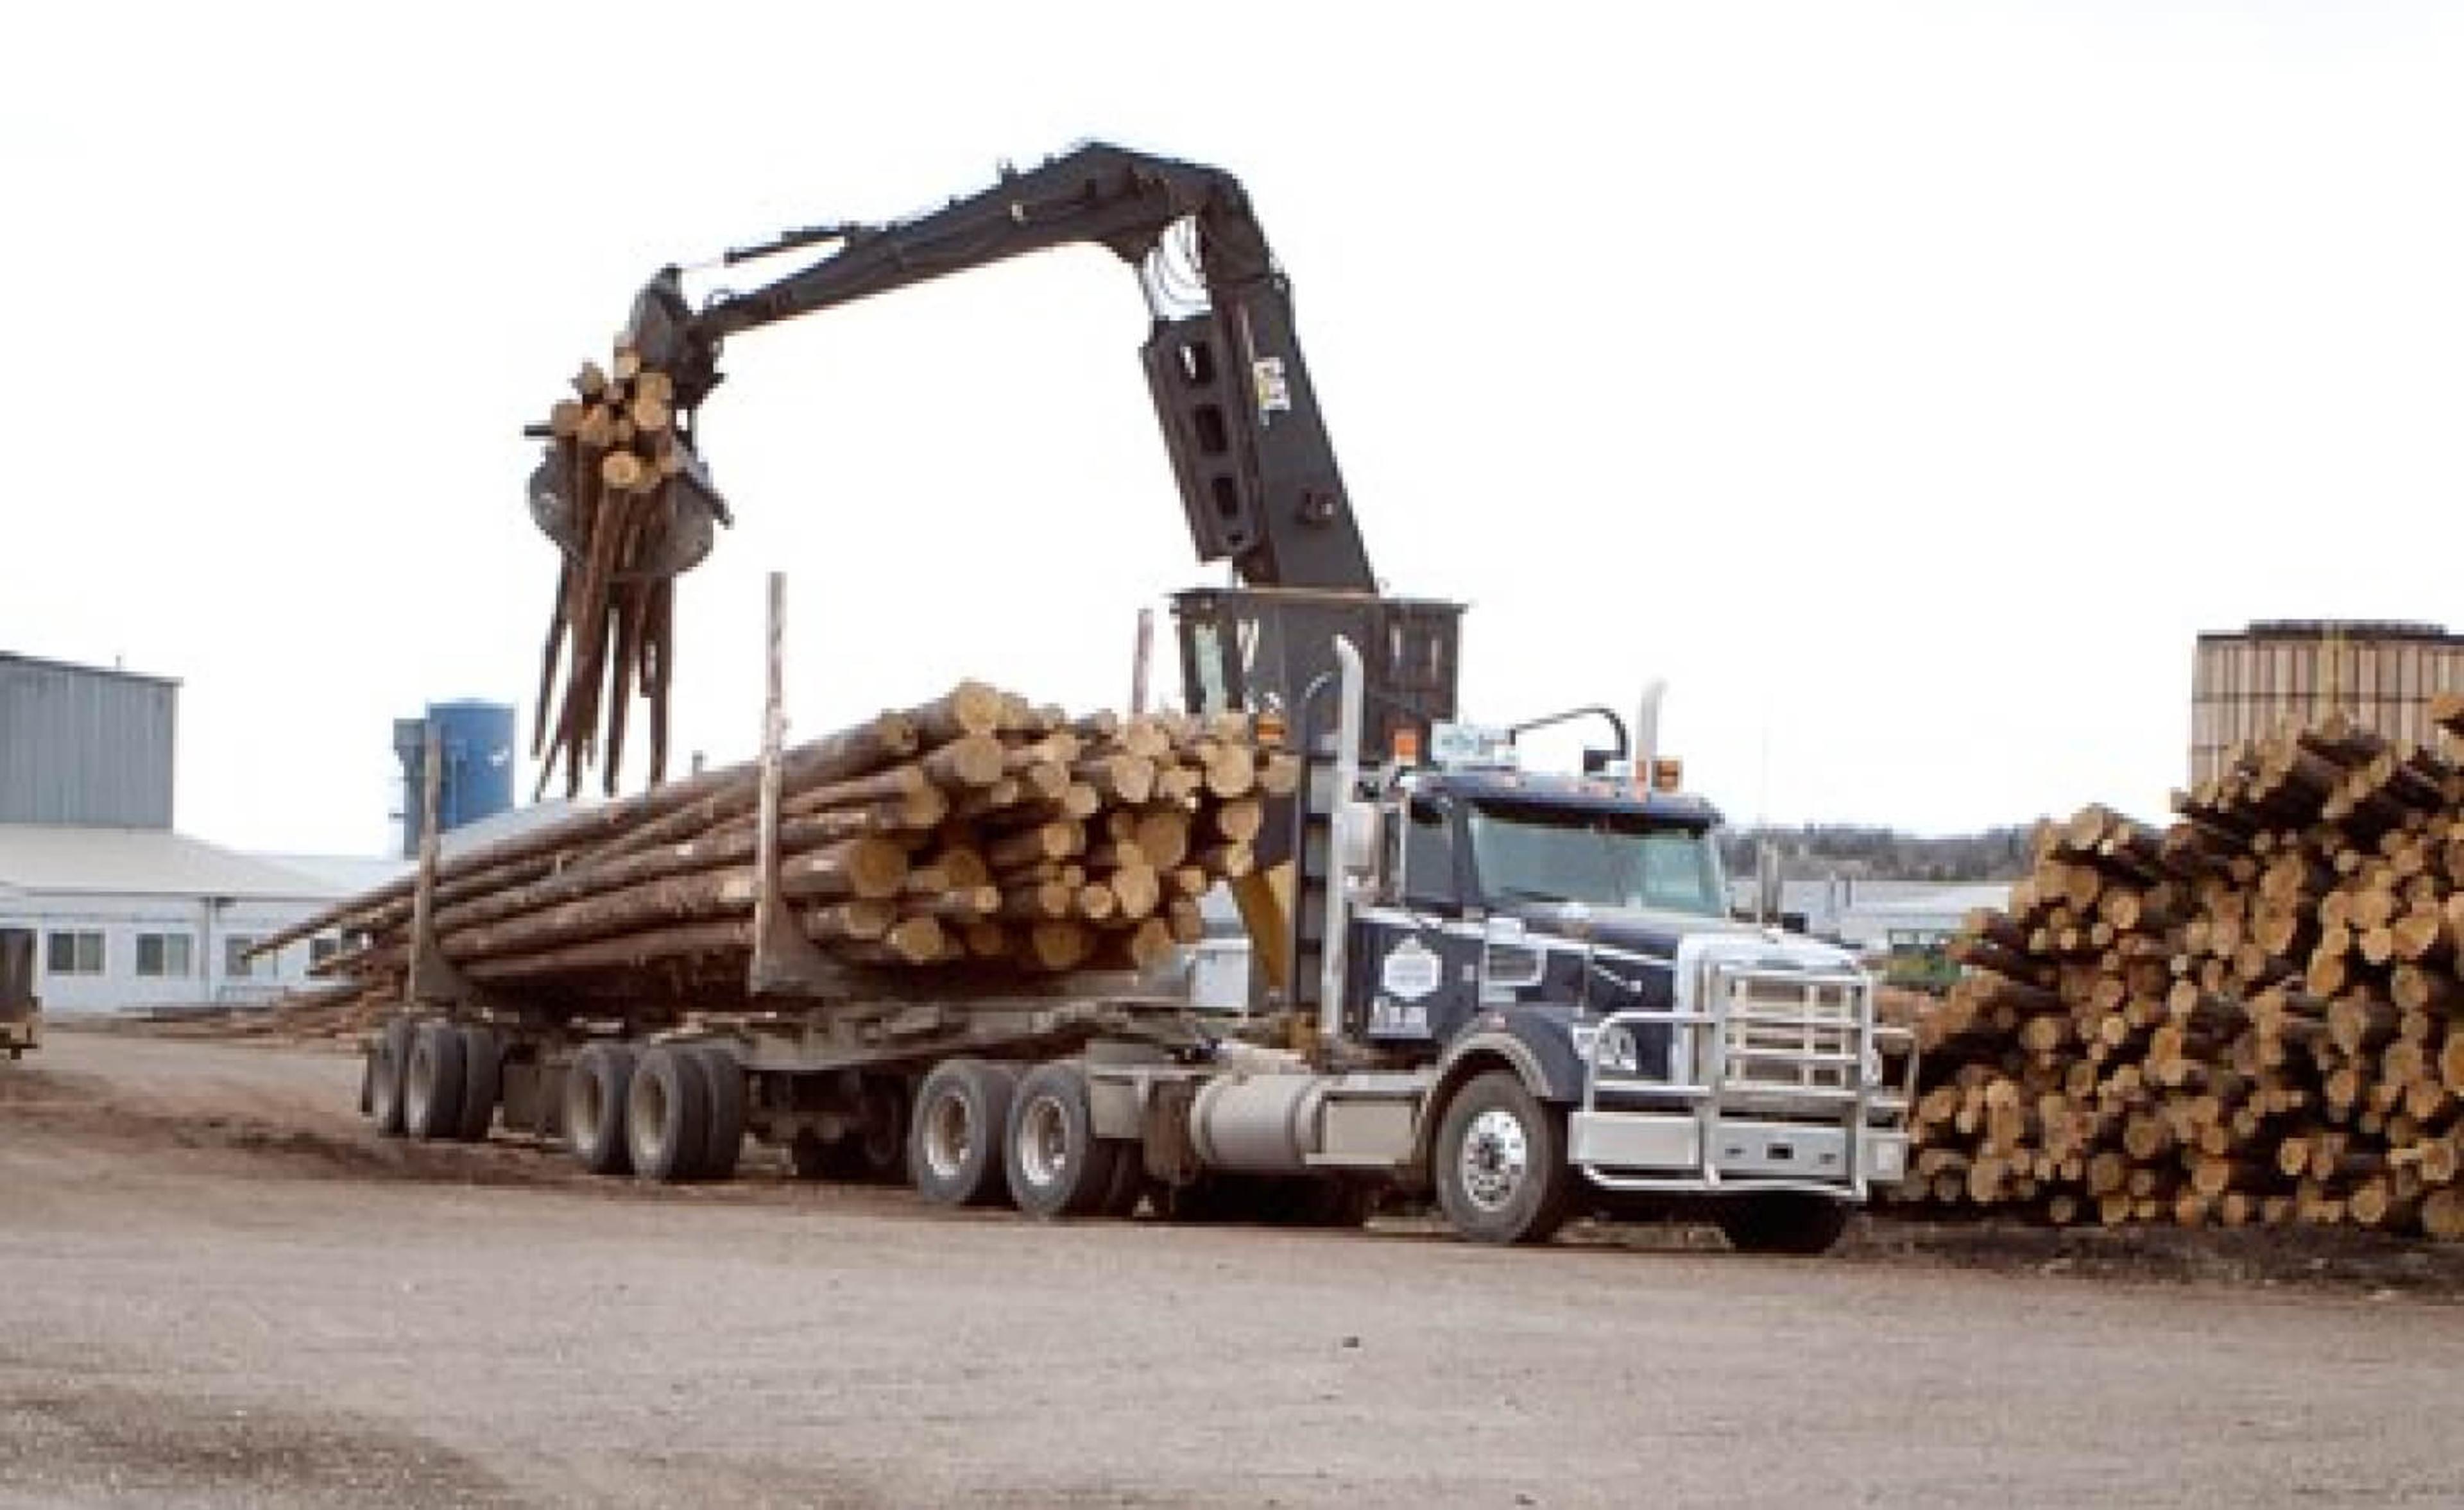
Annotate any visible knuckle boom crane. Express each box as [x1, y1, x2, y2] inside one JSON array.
[[526, 140, 1459, 797]]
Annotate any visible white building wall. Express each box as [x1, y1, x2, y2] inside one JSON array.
[[0, 890, 343, 1013]]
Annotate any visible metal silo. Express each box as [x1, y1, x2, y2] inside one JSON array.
[[395, 700, 518, 858], [2190, 621, 2464, 785]]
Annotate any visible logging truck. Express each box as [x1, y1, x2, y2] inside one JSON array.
[[347, 636, 1913, 1250], [334, 142, 1914, 1248]]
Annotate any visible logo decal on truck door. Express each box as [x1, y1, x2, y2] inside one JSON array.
[[1380, 937, 1441, 1001]]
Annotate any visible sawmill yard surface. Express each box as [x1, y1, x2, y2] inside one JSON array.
[[3, 1027, 2460, 1509]]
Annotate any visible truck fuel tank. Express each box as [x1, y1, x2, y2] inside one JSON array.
[[1189, 1073, 1326, 1176]]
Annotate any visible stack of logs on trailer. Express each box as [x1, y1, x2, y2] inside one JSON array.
[[259, 681, 1294, 1018], [1908, 697, 2464, 1241]]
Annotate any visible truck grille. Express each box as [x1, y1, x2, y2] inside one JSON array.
[[1709, 965, 1864, 1098]]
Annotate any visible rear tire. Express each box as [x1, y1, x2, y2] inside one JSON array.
[[401, 1021, 467, 1142], [1717, 1192, 1853, 1255], [564, 1042, 637, 1176], [366, 1017, 413, 1137], [907, 1059, 1016, 1207], [1005, 1061, 1119, 1220], [453, 1026, 501, 1143], [1432, 1070, 1573, 1246], [626, 1044, 711, 1183], [689, 1044, 745, 1182]]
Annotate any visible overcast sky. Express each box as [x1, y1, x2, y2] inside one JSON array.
[[6, 2, 2460, 857]]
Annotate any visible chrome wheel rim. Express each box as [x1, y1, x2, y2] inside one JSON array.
[[1460, 1108, 1529, 1211], [925, 1094, 975, 1181], [1018, 1095, 1069, 1190]]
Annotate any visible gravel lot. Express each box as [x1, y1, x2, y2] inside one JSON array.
[[3, 1028, 2459, 1509]]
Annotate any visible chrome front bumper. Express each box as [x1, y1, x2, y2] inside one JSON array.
[[1571, 962, 1916, 1200]]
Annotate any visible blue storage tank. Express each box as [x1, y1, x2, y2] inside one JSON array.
[[395, 700, 517, 858]]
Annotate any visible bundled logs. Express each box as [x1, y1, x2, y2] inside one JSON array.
[[1907, 700, 2464, 1242], [529, 345, 718, 798], [261, 681, 1296, 1018]]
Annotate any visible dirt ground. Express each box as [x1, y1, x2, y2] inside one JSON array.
[[3, 1028, 2461, 1509]]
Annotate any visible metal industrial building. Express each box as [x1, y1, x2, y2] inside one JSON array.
[[0, 654, 178, 827], [0, 654, 379, 1012]]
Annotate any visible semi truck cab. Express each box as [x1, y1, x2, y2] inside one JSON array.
[[1213, 675, 1917, 1248]]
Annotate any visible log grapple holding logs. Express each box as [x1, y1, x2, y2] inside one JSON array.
[[1906, 697, 2464, 1242], [261, 681, 1296, 1022], [524, 344, 729, 799]]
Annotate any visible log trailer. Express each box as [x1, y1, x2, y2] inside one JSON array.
[[360, 143, 1914, 1249]]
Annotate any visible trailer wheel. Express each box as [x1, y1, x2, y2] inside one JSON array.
[[402, 1021, 468, 1142], [626, 1044, 712, 1183], [366, 1017, 413, 1137], [1432, 1070, 1573, 1246], [1717, 1193, 1852, 1255], [908, 1059, 1015, 1207], [1005, 1062, 1120, 1220], [453, 1026, 501, 1143], [689, 1044, 746, 1182], [564, 1042, 637, 1176]]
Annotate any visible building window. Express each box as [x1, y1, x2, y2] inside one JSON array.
[[224, 936, 264, 980], [46, 930, 105, 976], [309, 935, 342, 967], [136, 932, 195, 978]]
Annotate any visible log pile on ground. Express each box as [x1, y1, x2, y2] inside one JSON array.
[[254, 682, 1292, 1023], [1907, 701, 2464, 1241], [529, 346, 714, 799]]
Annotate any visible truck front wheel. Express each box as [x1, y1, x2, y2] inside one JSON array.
[[1716, 1192, 1852, 1255], [1432, 1071, 1573, 1246]]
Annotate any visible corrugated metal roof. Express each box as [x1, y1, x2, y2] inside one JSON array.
[[0, 651, 180, 688], [256, 853, 410, 895], [0, 826, 348, 900]]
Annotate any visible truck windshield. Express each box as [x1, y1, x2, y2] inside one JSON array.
[[1466, 804, 1727, 917]]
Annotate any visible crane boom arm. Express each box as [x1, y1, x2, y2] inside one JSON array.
[[622, 142, 1375, 591]]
